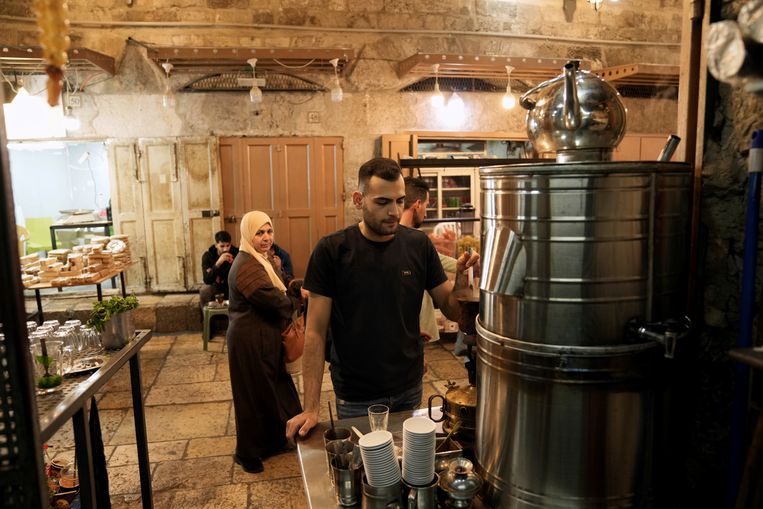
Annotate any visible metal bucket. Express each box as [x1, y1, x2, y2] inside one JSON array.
[[475, 320, 661, 507], [101, 310, 135, 349], [479, 161, 692, 346]]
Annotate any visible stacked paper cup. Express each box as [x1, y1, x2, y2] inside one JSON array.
[[402, 417, 436, 486], [358, 430, 401, 487]]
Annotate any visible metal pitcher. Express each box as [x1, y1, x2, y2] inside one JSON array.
[[520, 61, 627, 162]]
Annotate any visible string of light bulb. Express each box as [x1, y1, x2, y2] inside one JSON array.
[[502, 65, 516, 110]]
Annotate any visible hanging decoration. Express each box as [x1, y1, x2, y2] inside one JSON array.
[[33, 0, 70, 106]]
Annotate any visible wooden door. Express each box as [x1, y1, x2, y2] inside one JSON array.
[[178, 137, 222, 288], [107, 141, 148, 292], [138, 139, 187, 292], [219, 137, 344, 278]]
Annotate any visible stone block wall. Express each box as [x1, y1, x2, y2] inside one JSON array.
[[1, 0, 683, 224]]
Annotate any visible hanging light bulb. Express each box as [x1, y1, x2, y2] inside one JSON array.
[[161, 62, 176, 109], [430, 64, 445, 108], [247, 58, 263, 104], [587, 0, 604, 10], [502, 65, 517, 110], [329, 58, 343, 103]]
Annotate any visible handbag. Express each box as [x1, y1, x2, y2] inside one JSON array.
[[282, 311, 305, 363]]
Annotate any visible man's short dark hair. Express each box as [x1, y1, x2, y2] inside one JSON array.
[[215, 230, 232, 243], [404, 176, 430, 210], [358, 158, 402, 194]]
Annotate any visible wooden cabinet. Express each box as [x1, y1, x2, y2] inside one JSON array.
[[419, 168, 479, 220], [381, 131, 530, 161]]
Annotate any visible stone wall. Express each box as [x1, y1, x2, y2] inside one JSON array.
[[681, 0, 763, 503], [1, 0, 681, 219]]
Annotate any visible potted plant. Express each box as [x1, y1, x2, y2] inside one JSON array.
[[87, 295, 139, 349]]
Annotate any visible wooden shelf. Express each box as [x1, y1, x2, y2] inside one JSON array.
[[594, 64, 679, 87], [0, 46, 115, 75], [143, 44, 356, 75], [398, 53, 579, 80]]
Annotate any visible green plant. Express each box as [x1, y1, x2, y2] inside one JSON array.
[[87, 295, 139, 332]]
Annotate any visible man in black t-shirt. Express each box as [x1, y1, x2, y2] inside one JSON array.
[[286, 158, 479, 439], [199, 230, 239, 310]]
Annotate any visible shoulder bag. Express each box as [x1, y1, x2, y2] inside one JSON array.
[[282, 310, 305, 363]]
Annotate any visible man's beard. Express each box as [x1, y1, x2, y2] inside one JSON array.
[[363, 210, 399, 237]]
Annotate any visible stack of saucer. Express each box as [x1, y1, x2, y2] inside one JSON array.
[[358, 430, 401, 487], [402, 417, 436, 486]]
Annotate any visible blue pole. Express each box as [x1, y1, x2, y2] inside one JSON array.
[[727, 129, 763, 508]]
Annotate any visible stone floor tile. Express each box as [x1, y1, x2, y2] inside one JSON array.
[[226, 404, 236, 436], [145, 380, 232, 405], [169, 483, 248, 509], [232, 449, 301, 482], [110, 489, 174, 509], [421, 382, 440, 409], [97, 390, 134, 410], [109, 440, 187, 466], [185, 435, 236, 459], [427, 358, 470, 381], [248, 476, 307, 508], [203, 339, 226, 353], [152, 455, 233, 491], [107, 463, 155, 495], [98, 408, 130, 443], [109, 402, 230, 445], [163, 350, 225, 367], [153, 364, 217, 386], [425, 342, 464, 361], [215, 361, 231, 381]]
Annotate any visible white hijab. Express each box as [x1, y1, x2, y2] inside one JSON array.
[[239, 211, 287, 293]]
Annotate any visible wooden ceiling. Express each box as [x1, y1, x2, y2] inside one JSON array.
[[144, 45, 356, 75], [0, 46, 115, 76]]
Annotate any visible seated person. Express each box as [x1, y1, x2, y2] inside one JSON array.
[[199, 230, 239, 309], [270, 243, 294, 283]]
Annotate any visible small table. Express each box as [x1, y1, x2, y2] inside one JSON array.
[[27, 266, 128, 324], [37, 329, 154, 509], [202, 303, 229, 351], [49, 220, 113, 250]]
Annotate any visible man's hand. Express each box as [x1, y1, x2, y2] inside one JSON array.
[[286, 410, 320, 440], [216, 252, 234, 267], [454, 251, 481, 290]]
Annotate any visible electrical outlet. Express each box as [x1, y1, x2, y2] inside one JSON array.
[[307, 111, 320, 123], [67, 95, 81, 108]]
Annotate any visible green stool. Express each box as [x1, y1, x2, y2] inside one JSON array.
[[202, 305, 229, 351]]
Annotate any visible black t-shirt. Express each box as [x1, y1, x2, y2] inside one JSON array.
[[304, 224, 447, 400]]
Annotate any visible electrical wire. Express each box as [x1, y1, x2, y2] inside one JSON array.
[[271, 58, 316, 69]]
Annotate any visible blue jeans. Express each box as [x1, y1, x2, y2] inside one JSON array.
[[335, 384, 423, 420]]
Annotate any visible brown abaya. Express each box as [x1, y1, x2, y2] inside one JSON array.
[[226, 251, 303, 464]]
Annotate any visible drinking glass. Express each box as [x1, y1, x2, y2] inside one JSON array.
[[215, 293, 225, 305], [368, 404, 389, 432]]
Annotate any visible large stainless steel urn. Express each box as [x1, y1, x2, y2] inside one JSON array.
[[474, 62, 692, 508]]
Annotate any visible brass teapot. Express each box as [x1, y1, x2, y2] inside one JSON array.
[[428, 380, 477, 444], [520, 60, 627, 162]]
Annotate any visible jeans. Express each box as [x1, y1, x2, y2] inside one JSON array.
[[335, 384, 423, 420]]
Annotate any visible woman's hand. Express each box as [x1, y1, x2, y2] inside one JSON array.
[[288, 278, 304, 299]]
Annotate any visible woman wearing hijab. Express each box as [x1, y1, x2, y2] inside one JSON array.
[[226, 211, 303, 473]]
